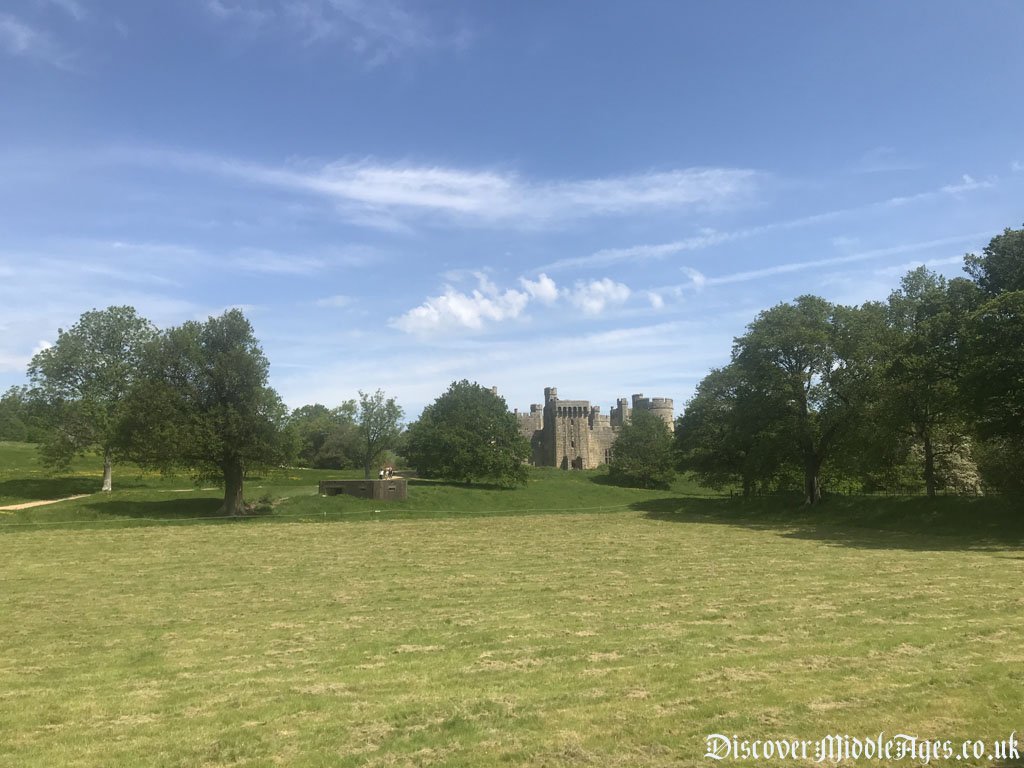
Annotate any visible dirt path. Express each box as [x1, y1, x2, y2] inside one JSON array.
[[0, 494, 92, 512]]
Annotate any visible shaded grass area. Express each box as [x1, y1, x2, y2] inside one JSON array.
[[3, 511, 1024, 767], [636, 494, 1024, 551]]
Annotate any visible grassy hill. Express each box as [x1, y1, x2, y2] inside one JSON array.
[[1, 443, 1022, 766]]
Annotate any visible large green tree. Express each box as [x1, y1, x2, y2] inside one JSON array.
[[27, 306, 156, 491], [879, 268, 978, 496], [356, 389, 404, 478], [959, 227, 1024, 491], [405, 380, 529, 486], [734, 296, 884, 504], [118, 309, 291, 515], [608, 407, 676, 489]]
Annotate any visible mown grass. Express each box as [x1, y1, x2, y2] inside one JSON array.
[[1, 443, 1022, 766]]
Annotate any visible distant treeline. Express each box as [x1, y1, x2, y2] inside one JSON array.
[[676, 225, 1024, 502]]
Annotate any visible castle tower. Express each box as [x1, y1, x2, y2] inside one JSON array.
[[647, 397, 675, 431]]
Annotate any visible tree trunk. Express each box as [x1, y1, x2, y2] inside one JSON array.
[[221, 459, 245, 515], [804, 459, 822, 505], [364, 460, 372, 480], [923, 432, 937, 498], [742, 473, 753, 499], [101, 452, 113, 493]]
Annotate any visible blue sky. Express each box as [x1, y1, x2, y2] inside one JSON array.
[[2, 1, 1022, 419]]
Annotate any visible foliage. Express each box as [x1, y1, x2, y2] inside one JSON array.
[[289, 402, 358, 469], [606, 408, 675, 489], [961, 290, 1024, 445], [874, 268, 978, 496], [404, 380, 529, 486], [117, 309, 291, 514], [963, 225, 1024, 296], [355, 389, 404, 478], [732, 296, 885, 504], [27, 306, 156, 491], [675, 363, 791, 495], [0, 386, 45, 443]]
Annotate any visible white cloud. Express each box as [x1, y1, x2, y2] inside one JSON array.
[[44, 0, 87, 21], [204, 0, 457, 66], [0, 13, 67, 66], [852, 146, 920, 174], [568, 278, 631, 316], [519, 273, 558, 304], [230, 248, 325, 274], [543, 174, 997, 272], [1012, 160, 1023, 173], [30, 340, 53, 357], [119, 148, 761, 229], [646, 291, 664, 310], [314, 294, 352, 308], [680, 267, 707, 290], [391, 275, 531, 335], [674, 232, 988, 289]]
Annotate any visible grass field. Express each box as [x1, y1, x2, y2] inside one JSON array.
[[2, 442, 1023, 766]]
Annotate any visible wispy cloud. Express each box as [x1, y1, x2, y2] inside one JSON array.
[[544, 174, 998, 272], [0, 13, 68, 67], [204, 0, 461, 66], [314, 294, 353, 308], [676, 232, 987, 290], [43, 0, 87, 22], [852, 146, 920, 174], [116, 147, 761, 229], [1012, 160, 1023, 173]]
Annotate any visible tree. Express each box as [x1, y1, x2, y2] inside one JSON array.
[[404, 380, 529, 486], [734, 296, 883, 504], [608, 407, 676, 489], [961, 291, 1024, 446], [0, 386, 45, 443], [27, 306, 156, 491], [356, 389, 404, 478], [289, 402, 358, 469], [964, 225, 1024, 296], [118, 309, 291, 515], [879, 268, 977, 496], [676, 364, 791, 496]]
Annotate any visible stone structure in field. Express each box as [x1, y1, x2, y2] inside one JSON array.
[[319, 478, 408, 500], [514, 386, 674, 470]]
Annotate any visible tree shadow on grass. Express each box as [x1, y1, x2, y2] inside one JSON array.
[[0, 476, 100, 503], [635, 495, 1024, 552], [82, 497, 227, 522]]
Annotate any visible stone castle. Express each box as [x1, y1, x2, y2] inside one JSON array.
[[514, 386, 674, 470]]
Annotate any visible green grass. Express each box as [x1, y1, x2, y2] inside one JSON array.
[[1, 443, 1022, 766]]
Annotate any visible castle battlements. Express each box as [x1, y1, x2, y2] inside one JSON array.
[[515, 386, 674, 470]]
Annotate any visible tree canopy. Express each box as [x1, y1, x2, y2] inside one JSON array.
[[355, 390, 404, 478], [27, 306, 156, 491], [608, 408, 675, 489], [405, 380, 529, 486], [118, 309, 291, 515]]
